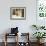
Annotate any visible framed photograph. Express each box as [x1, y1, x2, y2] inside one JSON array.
[[10, 7, 26, 20]]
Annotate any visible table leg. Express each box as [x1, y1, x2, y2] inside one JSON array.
[[4, 34, 7, 46]]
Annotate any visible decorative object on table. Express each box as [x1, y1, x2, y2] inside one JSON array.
[[10, 7, 26, 20], [11, 27, 18, 34]]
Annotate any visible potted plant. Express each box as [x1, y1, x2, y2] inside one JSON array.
[[32, 25, 39, 30], [32, 24, 45, 30], [33, 32, 46, 43], [40, 26, 45, 29]]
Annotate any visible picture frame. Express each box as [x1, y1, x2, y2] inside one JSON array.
[[10, 7, 26, 20]]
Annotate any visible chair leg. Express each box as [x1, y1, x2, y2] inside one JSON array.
[[4, 41, 7, 46]]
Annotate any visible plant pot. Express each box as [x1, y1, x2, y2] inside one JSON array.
[[37, 39, 44, 44], [37, 39, 40, 43]]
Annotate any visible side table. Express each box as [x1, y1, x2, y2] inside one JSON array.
[[4, 33, 18, 46]]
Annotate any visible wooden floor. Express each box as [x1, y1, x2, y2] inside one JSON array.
[[0, 42, 46, 46]]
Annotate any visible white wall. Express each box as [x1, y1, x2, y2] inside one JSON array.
[[0, 0, 36, 42]]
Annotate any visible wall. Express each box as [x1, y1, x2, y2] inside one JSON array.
[[0, 0, 36, 42]]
